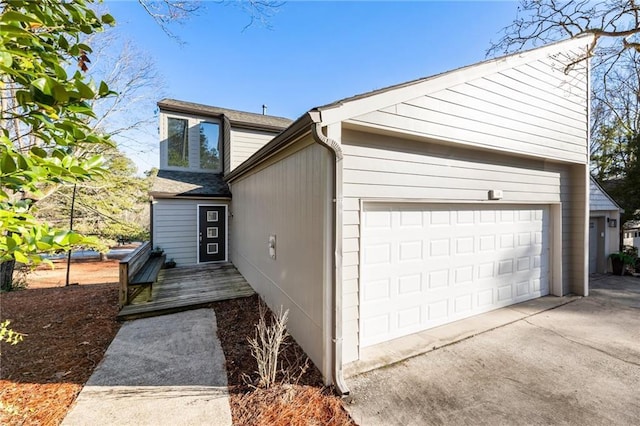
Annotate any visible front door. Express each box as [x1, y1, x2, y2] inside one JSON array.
[[198, 205, 227, 263]]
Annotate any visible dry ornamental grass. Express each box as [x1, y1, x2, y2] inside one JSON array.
[[211, 295, 355, 425]]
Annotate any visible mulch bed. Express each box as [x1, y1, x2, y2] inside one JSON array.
[[1, 259, 354, 425], [211, 295, 355, 425], [0, 283, 121, 425]]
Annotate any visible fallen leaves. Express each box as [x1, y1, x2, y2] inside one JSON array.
[[233, 385, 355, 426]]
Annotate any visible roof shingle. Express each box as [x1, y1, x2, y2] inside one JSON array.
[[157, 99, 292, 131], [151, 170, 231, 198]]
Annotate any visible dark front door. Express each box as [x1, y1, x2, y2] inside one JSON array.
[[198, 205, 226, 263]]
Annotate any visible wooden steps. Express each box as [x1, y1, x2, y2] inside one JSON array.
[[117, 262, 255, 320]]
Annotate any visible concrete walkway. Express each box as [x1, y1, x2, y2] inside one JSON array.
[[63, 309, 232, 426], [346, 275, 640, 425]]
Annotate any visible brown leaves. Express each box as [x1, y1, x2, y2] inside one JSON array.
[[77, 50, 90, 72]]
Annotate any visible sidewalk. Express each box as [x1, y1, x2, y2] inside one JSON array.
[[62, 309, 232, 426]]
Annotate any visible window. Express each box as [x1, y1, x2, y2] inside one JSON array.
[[167, 117, 189, 167], [165, 117, 222, 170], [200, 122, 221, 171]]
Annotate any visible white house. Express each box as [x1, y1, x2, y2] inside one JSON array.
[[589, 176, 622, 273], [623, 225, 640, 252], [152, 36, 594, 393], [150, 100, 292, 266]]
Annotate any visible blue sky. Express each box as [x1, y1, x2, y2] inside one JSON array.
[[102, 1, 522, 173]]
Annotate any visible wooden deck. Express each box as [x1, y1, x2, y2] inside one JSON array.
[[117, 262, 255, 320]]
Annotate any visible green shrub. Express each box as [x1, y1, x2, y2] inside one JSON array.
[[609, 251, 635, 265]]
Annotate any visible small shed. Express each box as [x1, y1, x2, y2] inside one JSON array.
[[589, 176, 622, 273]]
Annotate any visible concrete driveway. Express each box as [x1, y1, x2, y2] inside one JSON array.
[[345, 275, 640, 425]]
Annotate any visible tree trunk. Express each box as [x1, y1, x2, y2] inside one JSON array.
[[0, 260, 16, 291]]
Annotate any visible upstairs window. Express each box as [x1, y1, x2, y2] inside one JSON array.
[[167, 117, 189, 167], [199, 122, 221, 172]]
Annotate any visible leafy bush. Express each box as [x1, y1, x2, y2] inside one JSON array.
[[0, 320, 25, 350], [623, 245, 638, 258], [609, 251, 636, 265]]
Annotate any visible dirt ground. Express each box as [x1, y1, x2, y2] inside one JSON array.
[[25, 258, 120, 289], [1, 259, 354, 425]]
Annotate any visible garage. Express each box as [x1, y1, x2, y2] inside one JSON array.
[[360, 203, 550, 347], [227, 37, 591, 384]]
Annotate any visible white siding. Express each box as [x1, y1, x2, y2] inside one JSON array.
[[590, 178, 619, 211], [230, 128, 279, 171], [347, 53, 588, 164], [153, 198, 230, 266], [588, 177, 620, 272], [605, 218, 619, 270], [342, 195, 360, 363], [340, 130, 586, 364], [229, 141, 332, 378], [624, 229, 640, 251]]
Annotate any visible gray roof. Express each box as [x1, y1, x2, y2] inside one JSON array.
[[590, 176, 622, 211], [151, 170, 231, 198], [158, 99, 292, 131]]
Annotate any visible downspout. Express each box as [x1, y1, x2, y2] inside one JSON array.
[[149, 196, 154, 248], [584, 45, 592, 294], [311, 122, 350, 396]]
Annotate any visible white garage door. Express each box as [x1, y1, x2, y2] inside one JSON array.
[[360, 203, 550, 347]]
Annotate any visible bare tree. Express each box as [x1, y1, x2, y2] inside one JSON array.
[[487, 1, 640, 236], [136, 0, 284, 40], [137, 0, 202, 40], [591, 50, 640, 171], [490, 1, 640, 228], [590, 49, 640, 230], [236, 0, 285, 31], [488, 1, 640, 76], [84, 29, 164, 162]]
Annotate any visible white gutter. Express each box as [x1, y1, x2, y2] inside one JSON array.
[[311, 122, 350, 397]]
